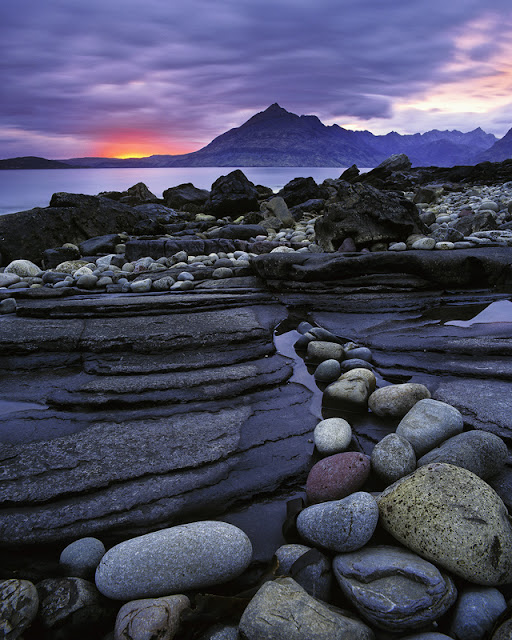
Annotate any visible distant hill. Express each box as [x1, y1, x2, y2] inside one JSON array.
[[477, 127, 512, 163], [1, 105, 503, 169], [0, 156, 80, 170]]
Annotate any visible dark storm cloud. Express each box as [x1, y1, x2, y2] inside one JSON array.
[[1, 0, 512, 156]]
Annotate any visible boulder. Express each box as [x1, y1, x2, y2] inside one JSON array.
[[315, 181, 427, 251], [114, 594, 190, 640], [368, 383, 431, 418], [122, 182, 157, 203], [162, 183, 210, 210], [260, 196, 295, 227], [333, 545, 456, 632], [238, 577, 374, 640], [305, 453, 371, 503], [208, 170, 259, 217], [396, 399, 464, 456], [79, 234, 123, 256], [297, 492, 379, 552], [0, 579, 39, 640], [378, 463, 512, 585], [277, 177, 328, 208], [417, 430, 508, 479], [95, 522, 252, 600]]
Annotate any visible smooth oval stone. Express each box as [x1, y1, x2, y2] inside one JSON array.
[[0, 579, 39, 640], [396, 399, 464, 456], [417, 430, 508, 479], [308, 327, 343, 343], [297, 321, 313, 335], [343, 347, 372, 362], [274, 544, 331, 600], [114, 594, 190, 640], [333, 545, 457, 632], [412, 237, 436, 250], [449, 586, 506, 640], [76, 273, 99, 289], [239, 577, 374, 640], [294, 334, 313, 350], [177, 271, 194, 281], [378, 463, 512, 585], [314, 359, 341, 382], [60, 537, 106, 579], [323, 369, 375, 412], [297, 492, 379, 553], [0, 273, 21, 287], [0, 298, 17, 314], [4, 259, 41, 277], [314, 418, 352, 455], [130, 278, 152, 293], [340, 358, 373, 373], [306, 452, 371, 503], [212, 267, 233, 279], [307, 340, 344, 364], [368, 383, 431, 418], [371, 433, 416, 484], [95, 522, 252, 600]]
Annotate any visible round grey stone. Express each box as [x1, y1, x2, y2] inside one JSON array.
[[323, 369, 375, 412], [152, 276, 175, 291], [333, 545, 457, 632], [378, 463, 512, 585], [297, 321, 313, 335], [368, 383, 431, 418], [95, 522, 252, 600], [114, 594, 190, 640], [0, 298, 17, 314], [212, 267, 234, 279], [307, 340, 344, 364], [449, 586, 506, 640], [4, 259, 41, 277], [76, 273, 99, 289], [297, 492, 379, 553], [177, 271, 194, 281], [313, 418, 352, 455], [396, 399, 464, 456], [340, 358, 373, 372], [239, 577, 374, 640], [371, 433, 416, 484], [60, 537, 106, 579], [417, 430, 508, 480], [314, 359, 341, 382], [130, 278, 152, 293], [308, 327, 342, 343], [0, 579, 39, 640], [274, 544, 331, 601], [412, 237, 436, 250], [343, 347, 372, 362], [171, 280, 194, 290], [0, 273, 21, 287]]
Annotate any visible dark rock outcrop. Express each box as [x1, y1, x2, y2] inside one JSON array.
[[314, 181, 427, 250], [208, 170, 259, 217], [0, 194, 150, 266], [278, 177, 328, 207], [162, 183, 210, 210]]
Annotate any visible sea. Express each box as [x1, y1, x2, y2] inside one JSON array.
[[0, 166, 361, 216]]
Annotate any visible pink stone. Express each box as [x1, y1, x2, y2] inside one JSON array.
[[306, 452, 371, 504]]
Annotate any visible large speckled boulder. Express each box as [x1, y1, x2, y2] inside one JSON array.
[[378, 463, 512, 585], [396, 399, 464, 456], [238, 577, 374, 640], [95, 522, 252, 600], [0, 579, 39, 640], [417, 430, 508, 480], [368, 383, 431, 418], [114, 594, 190, 640], [297, 492, 379, 553], [333, 545, 457, 632], [306, 452, 370, 503]]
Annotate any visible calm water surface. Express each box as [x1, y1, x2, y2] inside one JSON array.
[[0, 166, 360, 215]]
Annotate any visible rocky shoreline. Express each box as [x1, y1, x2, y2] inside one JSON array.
[[2, 155, 512, 639]]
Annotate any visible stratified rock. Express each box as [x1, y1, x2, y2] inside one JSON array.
[[274, 544, 331, 600], [114, 594, 190, 640], [396, 399, 464, 456], [371, 433, 416, 484], [378, 463, 512, 585], [60, 538, 106, 579], [369, 383, 431, 418], [305, 453, 371, 503], [0, 579, 39, 640], [238, 577, 374, 640], [208, 170, 259, 217], [315, 181, 426, 251], [417, 430, 508, 479], [95, 522, 252, 600], [449, 586, 506, 640], [297, 492, 378, 552], [333, 545, 456, 632], [163, 183, 210, 210]]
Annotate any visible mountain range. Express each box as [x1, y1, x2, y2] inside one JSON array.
[[3, 103, 512, 169]]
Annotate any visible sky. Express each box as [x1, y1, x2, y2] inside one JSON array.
[[2, 0, 512, 159]]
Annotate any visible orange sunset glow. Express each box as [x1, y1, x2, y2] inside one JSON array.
[[93, 131, 192, 158]]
